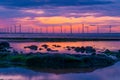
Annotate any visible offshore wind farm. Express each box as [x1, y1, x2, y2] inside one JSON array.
[[0, 24, 120, 41]]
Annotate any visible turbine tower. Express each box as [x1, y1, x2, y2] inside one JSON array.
[[109, 25, 112, 33], [70, 24, 73, 34], [97, 25, 99, 33], [60, 25, 63, 33], [52, 26, 55, 33], [85, 26, 89, 33], [19, 24, 22, 33], [14, 25, 17, 33], [82, 24, 84, 33]]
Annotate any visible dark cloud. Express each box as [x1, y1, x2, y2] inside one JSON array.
[[0, 0, 120, 24], [0, 0, 113, 8]]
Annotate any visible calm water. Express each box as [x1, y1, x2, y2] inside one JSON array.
[[0, 41, 120, 80], [10, 41, 120, 53], [0, 61, 120, 80]]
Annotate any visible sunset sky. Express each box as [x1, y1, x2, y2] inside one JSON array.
[[0, 0, 120, 33]]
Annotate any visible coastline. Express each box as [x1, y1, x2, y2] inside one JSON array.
[[0, 38, 120, 42], [0, 33, 120, 42]]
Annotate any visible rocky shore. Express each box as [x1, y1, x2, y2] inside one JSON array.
[[0, 41, 120, 71]]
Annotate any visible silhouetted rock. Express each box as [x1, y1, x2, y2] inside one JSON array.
[[74, 47, 81, 52], [104, 49, 111, 55], [24, 45, 38, 50], [41, 44, 48, 48], [85, 46, 96, 53], [47, 48, 58, 52], [118, 50, 120, 53], [71, 46, 76, 49], [25, 54, 115, 69], [65, 46, 71, 51], [91, 52, 96, 55], [67, 48, 71, 51], [39, 48, 43, 50], [47, 48, 52, 51], [113, 50, 120, 59], [0, 42, 10, 49], [52, 45, 61, 47], [80, 46, 85, 53]]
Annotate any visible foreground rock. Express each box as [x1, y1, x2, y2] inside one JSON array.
[[0, 52, 115, 70], [25, 54, 115, 69]]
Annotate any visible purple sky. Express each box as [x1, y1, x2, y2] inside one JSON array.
[[0, 0, 120, 32]]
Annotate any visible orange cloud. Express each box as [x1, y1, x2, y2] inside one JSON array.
[[34, 16, 120, 25]]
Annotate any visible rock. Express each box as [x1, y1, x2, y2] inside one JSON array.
[[0, 42, 10, 49], [80, 55, 115, 67], [46, 48, 58, 52], [104, 49, 111, 55], [67, 48, 71, 51], [52, 45, 61, 47], [26, 56, 43, 67], [25, 54, 115, 69], [108, 55, 117, 60], [65, 46, 71, 51], [47, 48, 52, 51], [85, 46, 96, 53], [24, 45, 38, 50], [118, 50, 120, 53], [74, 47, 81, 52], [71, 46, 76, 49], [91, 52, 96, 55], [80, 46, 85, 53], [41, 44, 48, 48], [39, 48, 43, 50]]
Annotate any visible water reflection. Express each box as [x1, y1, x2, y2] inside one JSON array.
[[0, 62, 120, 80], [28, 68, 97, 74], [10, 41, 120, 54]]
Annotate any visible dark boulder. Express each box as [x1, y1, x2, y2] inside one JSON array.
[[39, 48, 43, 50], [52, 45, 61, 48], [65, 46, 71, 51], [41, 44, 48, 49], [47, 48, 52, 51], [0, 42, 10, 49], [24, 45, 38, 50], [46, 48, 58, 52], [85, 46, 96, 53], [104, 49, 111, 55], [25, 54, 115, 69], [74, 47, 81, 52], [80, 46, 85, 53], [71, 46, 76, 49]]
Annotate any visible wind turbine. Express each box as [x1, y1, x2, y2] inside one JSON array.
[[97, 25, 100, 33], [109, 25, 112, 33], [19, 24, 22, 33], [82, 24, 84, 33], [60, 25, 63, 33], [70, 24, 73, 34], [85, 26, 89, 33]]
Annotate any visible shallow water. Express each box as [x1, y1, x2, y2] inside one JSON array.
[[10, 41, 120, 53], [0, 61, 120, 80]]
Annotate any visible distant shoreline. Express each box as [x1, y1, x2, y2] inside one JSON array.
[[0, 38, 120, 42], [0, 33, 120, 42]]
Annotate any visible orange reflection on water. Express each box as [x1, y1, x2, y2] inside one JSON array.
[[10, 41, 120, 54]]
